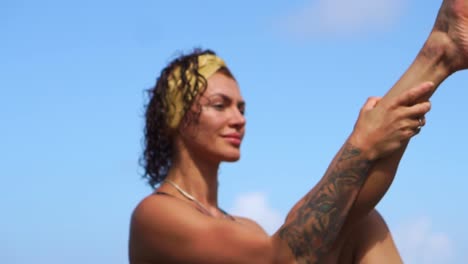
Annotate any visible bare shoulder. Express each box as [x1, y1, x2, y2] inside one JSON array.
[[131, 193, 180, 220], [128, 194, 285, 264], [128, 194, 198, 263], [232, 215, 269, 235]]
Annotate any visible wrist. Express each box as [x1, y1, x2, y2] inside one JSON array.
[[347, 132, 378, 162]]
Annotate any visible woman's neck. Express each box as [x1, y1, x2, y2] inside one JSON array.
[[166, 148, 220, 209]]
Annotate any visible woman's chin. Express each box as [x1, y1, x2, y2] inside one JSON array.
[[222, 152, 241, 162], [224, 157, 240, 162]]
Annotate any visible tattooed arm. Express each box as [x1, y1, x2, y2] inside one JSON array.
[[277, 0, 468, 259], [130, 83, 432, 264], [275, 82, 434, 263], [278, 143, 372, 263], [335, 0, 468, 228]]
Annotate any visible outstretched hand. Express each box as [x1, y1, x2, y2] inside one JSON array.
[[350, 81, 435, 161]]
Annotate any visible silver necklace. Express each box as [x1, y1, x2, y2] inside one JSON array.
[[164, 179, 218, 217]]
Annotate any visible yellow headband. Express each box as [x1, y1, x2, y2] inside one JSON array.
[[165, 54, 226, 130]]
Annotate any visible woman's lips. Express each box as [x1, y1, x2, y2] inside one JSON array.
[[222, 134, 242, 146]]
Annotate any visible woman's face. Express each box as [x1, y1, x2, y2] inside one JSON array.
[[178, 72, 246, 163]]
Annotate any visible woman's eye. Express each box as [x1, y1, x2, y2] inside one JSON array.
[[213, 104, 225, 110]]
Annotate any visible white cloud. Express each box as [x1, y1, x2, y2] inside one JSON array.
[[278, 0, 406, 38], [393, 216, 454, 264], [230, 192, 284, 234]]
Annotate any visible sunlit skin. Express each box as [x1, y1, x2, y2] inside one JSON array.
[[130, 73, 431, 264], [175, 73, 246, 165], [157, 73, 249, 219], [130, 1, 468, 263], [129, 73, 273, 263]]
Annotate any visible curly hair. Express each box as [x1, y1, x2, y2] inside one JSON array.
[[141, 49, 235, 188]]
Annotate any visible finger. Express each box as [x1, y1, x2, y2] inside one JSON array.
[[362, 96, 382, 110], [417, 116, 426, 127], [401, 125, 422, 139], [402, 101, 431, 118], [400, 117, 426, 130], [406, 117, 426, 137], [413, 118, 424, 135], [398, 127, 418, 141], [393, 82, 435, 107]]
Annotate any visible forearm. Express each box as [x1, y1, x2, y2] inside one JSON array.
[[343, 32, 455, 224], [276, 33, 456, 263], [348, 0, 468, 218], [276, 139, 374, 263], [275, 0, 468, 261]]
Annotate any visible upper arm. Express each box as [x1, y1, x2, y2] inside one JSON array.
[[129, 196, 290, 264]]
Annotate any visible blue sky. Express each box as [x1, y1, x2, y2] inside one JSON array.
[[2, 0, 468, 263]]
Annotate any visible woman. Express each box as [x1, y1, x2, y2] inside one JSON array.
[[129, 1, 468, 262]]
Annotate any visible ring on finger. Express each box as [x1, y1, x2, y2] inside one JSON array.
[[417, 117, 423, 129], [415, 117, 424, 135]]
